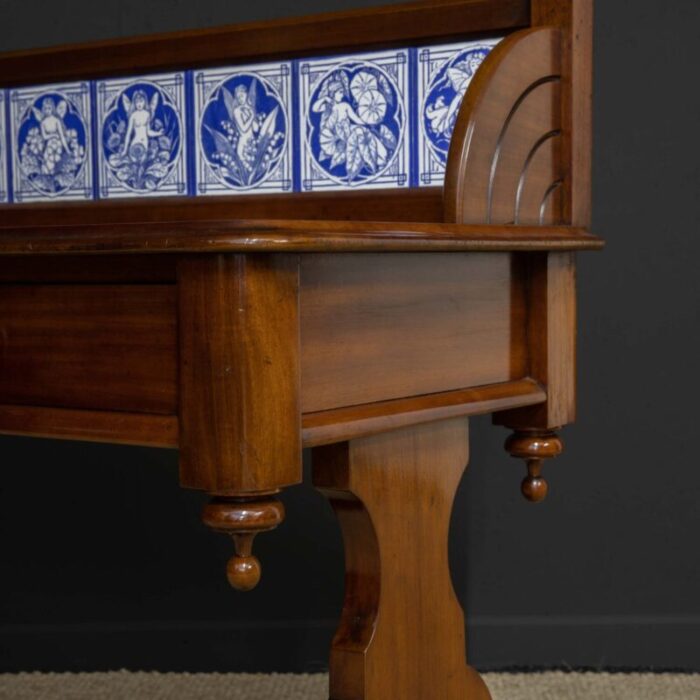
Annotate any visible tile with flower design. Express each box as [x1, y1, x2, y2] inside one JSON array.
[[0, 91, 8, 203], [299, 49, 410, 192], [193, 61, 293, 196], [95, 72, 188, 199], [8, 81, 93, 203], [416, 38, 501, 187]]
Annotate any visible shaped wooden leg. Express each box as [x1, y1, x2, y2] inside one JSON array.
[[313, 419, 491, 700], [178, 254, 301, 591]]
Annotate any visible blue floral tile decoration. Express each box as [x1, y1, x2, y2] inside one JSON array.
[[9, 81, 93, 203], [193, 61, 293, 196], [417, 38, 501, 187], [0, 91, 7, 203], [299, 49, 410, 192], [95, 72, 188, 199], [0, 39, 501, 204]]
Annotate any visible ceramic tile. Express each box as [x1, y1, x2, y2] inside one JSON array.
[[95, 72, 188, 199], [193, 62, 293, 196], [8, 81, 93, 203], [299, 48, 410, 192], [0, 91, 8, 203], [416, 39, 501, 186]]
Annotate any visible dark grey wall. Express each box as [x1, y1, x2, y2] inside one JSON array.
[[1, 0, 699, 673]]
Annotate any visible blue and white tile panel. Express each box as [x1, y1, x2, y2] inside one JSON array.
[[95, 72, 188, 199], [193, 61, 293, 196], [417, 39, 498, 187], [8, 81, 93, 203], [299, 48, 410, 192], [0, 38, 500, 203]]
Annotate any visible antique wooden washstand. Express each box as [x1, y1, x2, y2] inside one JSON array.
[[0, 0, 599, 697]]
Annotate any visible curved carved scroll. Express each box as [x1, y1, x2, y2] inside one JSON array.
[[444, 27, 564, 226]]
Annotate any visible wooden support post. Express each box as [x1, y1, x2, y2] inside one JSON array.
[[313, 419, 491, 700], [178, 253, 301, 590], [531, 0, 594, 228], [497, 251, 576, 499]]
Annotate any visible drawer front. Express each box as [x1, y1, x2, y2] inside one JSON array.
[[300, 253, 526, 413], [0, 284, 177, 415]]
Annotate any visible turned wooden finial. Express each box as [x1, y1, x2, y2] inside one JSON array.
[[202, 495, 285, 591], [504, 430, 563, 502]]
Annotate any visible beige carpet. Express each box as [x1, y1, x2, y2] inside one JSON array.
[[1, 672, 699, 699]]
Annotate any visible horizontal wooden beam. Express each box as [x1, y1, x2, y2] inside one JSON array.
[[0, 405, 178, 448], [0, 379, 545, 449], [0, 220, 603, 255], [302, 379, 546, 446], [0, 190, 444, 228], [0, 0, 529, 86]]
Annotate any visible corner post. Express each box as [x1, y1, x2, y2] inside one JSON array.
[[497, 250, 576, 499], [531, 0, 594, 227], [496, 0, 591, 498], [177, 253, 301, 590], [313, 419, 492, 700]]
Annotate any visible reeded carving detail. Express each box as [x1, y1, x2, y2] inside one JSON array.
[[202, 495, 285, 591], [505, 430, 563, 502], [444, 27, 565, 227]]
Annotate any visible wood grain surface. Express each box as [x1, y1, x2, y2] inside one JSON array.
[[0, 0, 528, 85], [444, 27, 564, 225], [178, 254, 301, 494], [0, 220, 602, 255], [0, 404, 178, 447], [0, 284, 177, 415], [0, 190, 444, 228], [299, 253, 525, 412], [302, 378, 545, 447]]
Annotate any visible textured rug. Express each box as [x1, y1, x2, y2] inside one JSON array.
[[1, 671, 700, 699]]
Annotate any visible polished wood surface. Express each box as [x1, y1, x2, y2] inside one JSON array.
[[300, 253, 525, 412], [0, 249, 574, 450], [0, 255, 178, 283], [0, 284, 177, 415], [0, 0, 528, 86], [202, 497, 286, 591], [302, 378, 545, 447], [0, 190, 444, 227], [0, 220, 602, 254], [494, 252, 575, 497], [178, 254, 301, 494], [0, 380, 544, 450], [444, 27, 563, 225], [505, 429, 564, 501], [497, 252, 576, 429], [314, 419, 491, 700], [532, 0, 593, 227], [439, 6, 591, 498], [178, 254, 301, 590], [0, 404, 178, 448]]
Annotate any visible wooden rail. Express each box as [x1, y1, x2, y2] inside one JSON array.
[[0, 220, 602, 254]]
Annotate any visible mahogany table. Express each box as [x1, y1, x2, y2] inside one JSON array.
[[0, 1, 600, 697]]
